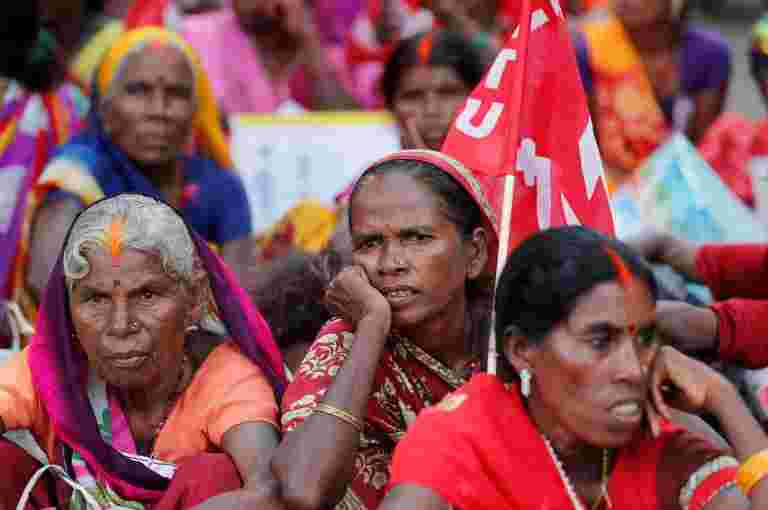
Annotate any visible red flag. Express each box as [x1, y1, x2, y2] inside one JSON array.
[[441, 0, 614, 249]]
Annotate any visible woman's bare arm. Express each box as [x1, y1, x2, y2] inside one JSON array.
[[380, 485, 451, 510], [270, 266, 392, 510], [271, 313, 390, 510], [27, 197, 82, 302]]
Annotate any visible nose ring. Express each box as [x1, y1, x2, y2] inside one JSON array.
[[128, 320, 140, 332]]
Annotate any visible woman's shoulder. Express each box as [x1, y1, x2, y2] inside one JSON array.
[[49, 137, 104, 167], [683, 26, 732, 60], [195, 341, 266, 377], [183, 156, 246, 192], [409, 374, 510, 427]]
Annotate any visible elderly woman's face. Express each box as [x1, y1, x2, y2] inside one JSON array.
[[69, 246, 200, 391], [522, 280, 658, 448], [350, 172, 485, 331], [101, 46, 196, 169]]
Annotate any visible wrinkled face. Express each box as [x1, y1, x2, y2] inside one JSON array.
[[518, 281, 658, 448], [350, 172, 483, 332], [69, 246, 201, 391], [614, 0, 670, 28], [100, 45, 196, 169], [393, 65, 471, 151]]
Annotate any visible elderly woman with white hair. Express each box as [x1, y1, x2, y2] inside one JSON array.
[[0, 194, 286, 509]]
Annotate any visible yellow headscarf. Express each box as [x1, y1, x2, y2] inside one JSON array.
[[96, 27, 232, 169]]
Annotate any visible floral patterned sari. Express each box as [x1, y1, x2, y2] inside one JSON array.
[[281, 318, 472, 509]]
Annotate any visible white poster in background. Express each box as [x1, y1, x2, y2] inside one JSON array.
[[230, 112, 401, 234]]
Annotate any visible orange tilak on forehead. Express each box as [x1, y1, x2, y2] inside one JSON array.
[[104, 216, 127, 266], [604, 246, 643, 336], [417, 32, 434, 65]]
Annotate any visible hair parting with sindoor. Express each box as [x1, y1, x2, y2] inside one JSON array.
[[494, 226, 659, 374]]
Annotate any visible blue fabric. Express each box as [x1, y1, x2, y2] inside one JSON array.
[[573, 27, 731, 124], [47, 102, 252, 246]]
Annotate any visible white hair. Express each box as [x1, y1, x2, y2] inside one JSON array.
[[64, 194, 226, 335]]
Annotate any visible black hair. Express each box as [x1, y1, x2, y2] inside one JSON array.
[[349, 158, 484, 241], [249, 250, 341, 350], [349, 158, 492, 355], [380, 30, 487, 108], [495, 226, 659, 344], [0, 2, 60, 91]]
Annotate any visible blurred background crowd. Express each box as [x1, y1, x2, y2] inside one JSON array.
[[4, 0, 768, 424]]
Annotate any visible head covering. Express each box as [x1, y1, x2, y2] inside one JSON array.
[[354, 149, 499, 275], [26, 193, 285, 502], [96, 26, 231, 169]]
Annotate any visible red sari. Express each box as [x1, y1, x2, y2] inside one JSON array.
[[389, 374, 738, 510], [281, 319, 473, 509]]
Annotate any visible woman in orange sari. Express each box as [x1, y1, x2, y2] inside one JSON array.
[[575, 0, 730, 189]]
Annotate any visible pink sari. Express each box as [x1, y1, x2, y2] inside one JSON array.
[[182, 7, 376, 114]]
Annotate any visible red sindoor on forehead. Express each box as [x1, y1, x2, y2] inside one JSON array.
[[604, 245, 643, 335], [417, 32, 435, 64]]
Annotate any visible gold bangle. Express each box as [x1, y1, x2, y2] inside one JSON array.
[[737, 449, 768, 496], [313, 403, 364, 433]]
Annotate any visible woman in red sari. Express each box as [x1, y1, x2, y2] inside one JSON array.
[[382, 227, 767, 510], [271, 149, 498, 510]]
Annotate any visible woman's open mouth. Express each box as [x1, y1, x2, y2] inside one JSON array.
[[381, 286, 419, 306], [108, 354, 150, 369], [609, 400, 644, 425]]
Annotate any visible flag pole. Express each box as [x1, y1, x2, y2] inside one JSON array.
[[487, 0, 533, 375]]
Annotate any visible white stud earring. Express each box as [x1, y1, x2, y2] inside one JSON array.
[[519, 368, 532, 398]]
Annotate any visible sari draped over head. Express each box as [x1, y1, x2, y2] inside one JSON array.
[[281, 149, 498, 510], [389, 374, 739, 510], [0, 80, 88, 342], [35, 26, 231, 210], [13, 27, 247, 328], [26, 194, 286, 506]]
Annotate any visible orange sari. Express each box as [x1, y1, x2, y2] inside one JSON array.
[[582, 15, 669, 186]]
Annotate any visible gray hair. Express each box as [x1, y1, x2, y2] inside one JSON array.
[[64, 194, 226, 335]]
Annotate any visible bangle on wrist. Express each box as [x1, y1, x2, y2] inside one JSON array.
[[313, 403, 364, 433], [737, 449, 768, 496]]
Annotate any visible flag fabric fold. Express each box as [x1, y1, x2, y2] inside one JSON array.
[[441, 0, 615, 250]]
